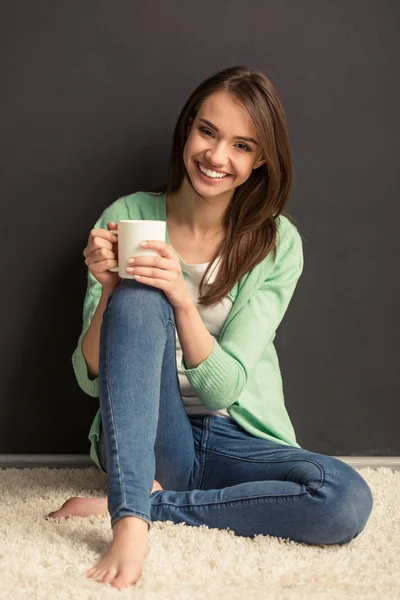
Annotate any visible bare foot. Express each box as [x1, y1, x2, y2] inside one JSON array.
[[86, 515, 150, 589], [47, 497, 108, 519], [47, 480, 163, 520]]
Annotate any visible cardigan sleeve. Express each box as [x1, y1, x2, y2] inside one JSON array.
[[181, 224, 304, 411], [71, 196, 131, 397]]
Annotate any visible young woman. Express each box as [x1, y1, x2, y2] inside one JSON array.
[[48, 66, 373, 590]]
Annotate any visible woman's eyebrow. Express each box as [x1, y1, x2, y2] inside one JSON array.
[[198, 118, 259, 146]]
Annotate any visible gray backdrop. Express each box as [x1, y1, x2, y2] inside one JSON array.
[[1, 0, 398, 456]]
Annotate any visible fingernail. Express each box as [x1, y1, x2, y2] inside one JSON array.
[[112, 235, 118, 241]]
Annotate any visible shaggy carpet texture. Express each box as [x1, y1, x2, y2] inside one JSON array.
[[0, 466, 398, 599]]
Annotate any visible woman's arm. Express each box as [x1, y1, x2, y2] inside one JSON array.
[[174, 301, 215, 369], [179, 225, 304, 411], [81, 286, 115, 379]]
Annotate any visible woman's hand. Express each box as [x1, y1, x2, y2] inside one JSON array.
[[127, 240, 192, 310], [83, 222, 121, 291]]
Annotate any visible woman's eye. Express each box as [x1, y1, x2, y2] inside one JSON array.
[[198, 127, 251, 151], [199, 127, 213, 137]]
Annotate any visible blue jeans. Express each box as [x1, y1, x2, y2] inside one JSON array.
[[97, 279, 373, 545]]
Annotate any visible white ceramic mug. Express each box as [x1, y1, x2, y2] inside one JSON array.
[[108, 220, 166, 279]]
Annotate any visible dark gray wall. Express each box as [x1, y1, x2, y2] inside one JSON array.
[[1, 1, 398, 456]]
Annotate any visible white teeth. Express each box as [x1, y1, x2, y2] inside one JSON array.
[[198, 162, 228, 179]]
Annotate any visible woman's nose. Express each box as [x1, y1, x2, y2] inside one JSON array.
[[205, 147, 229, 169]]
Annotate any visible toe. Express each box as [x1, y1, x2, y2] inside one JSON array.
[[111, 577, 129, 590], [101, 569, 117, 583], [112, 565, 143, 589]]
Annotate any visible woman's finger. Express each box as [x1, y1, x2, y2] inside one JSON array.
[[126, 266, 176, 280], [140, 240, 177, 258]]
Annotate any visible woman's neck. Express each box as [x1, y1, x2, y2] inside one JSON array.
[[167, 180, 229, 239]]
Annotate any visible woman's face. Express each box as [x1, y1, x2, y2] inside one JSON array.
[[183, 90, 265, 198]]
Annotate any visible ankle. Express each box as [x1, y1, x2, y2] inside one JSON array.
[[112, 516, 149, 533]]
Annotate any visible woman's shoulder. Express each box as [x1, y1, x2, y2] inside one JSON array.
[[124, 191, 162, 219], [96, 191, 162, 225], [276, 213, 302, 246], [275, 214, 304, 263], [273, 214, 304, 273]]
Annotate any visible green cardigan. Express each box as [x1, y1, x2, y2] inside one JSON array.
[[72, 192, 305, 469]]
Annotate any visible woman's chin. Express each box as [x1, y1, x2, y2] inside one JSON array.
[[191, 168, 235, 196]]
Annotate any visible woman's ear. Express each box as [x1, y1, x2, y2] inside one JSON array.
[[253, 155, 266, 170]]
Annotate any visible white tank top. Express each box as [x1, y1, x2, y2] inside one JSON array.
[[174, 252, 235, 420]]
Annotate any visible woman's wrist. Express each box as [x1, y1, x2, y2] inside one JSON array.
[[101, 283, 118, 298]]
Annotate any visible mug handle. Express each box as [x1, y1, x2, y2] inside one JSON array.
[[108, 230, 119, 272]]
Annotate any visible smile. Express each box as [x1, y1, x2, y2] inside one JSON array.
[[196, 161, 232, 181]]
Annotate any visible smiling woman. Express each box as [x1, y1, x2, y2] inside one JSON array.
[[185, 93, 265, 194], [65, 65, 373, 590], [145, 66, 294, 308]]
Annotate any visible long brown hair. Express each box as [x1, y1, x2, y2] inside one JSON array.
[[146, 65, 299, 307]]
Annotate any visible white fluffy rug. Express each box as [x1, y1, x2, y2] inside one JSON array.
[[0, 466, 398, 599]]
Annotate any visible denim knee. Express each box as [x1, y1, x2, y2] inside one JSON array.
[[331, 463, 374, 544], [108, 279, 174, 324]]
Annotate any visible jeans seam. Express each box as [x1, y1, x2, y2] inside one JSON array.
[[196, 416, 212, 489], [106, 306, 127, 510], [150, 491, 312, 509], [204, 448, 326, 490], [112, 508, 151, 520], [111, 509, 151, 528], [166, 318, 175, 331]]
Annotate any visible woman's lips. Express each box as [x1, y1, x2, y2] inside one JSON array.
[[195, 160, 232, 182]]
